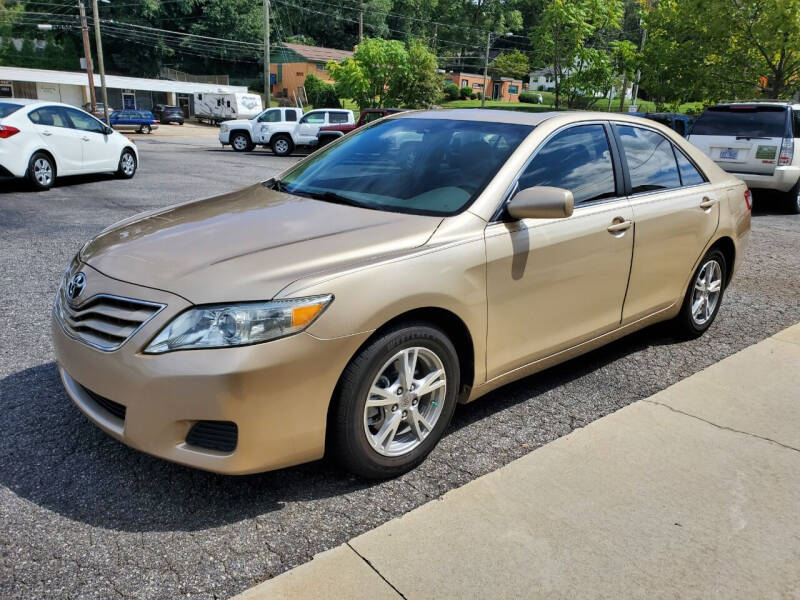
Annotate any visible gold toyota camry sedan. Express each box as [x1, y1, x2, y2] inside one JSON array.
[[53, 110, 751, 478]]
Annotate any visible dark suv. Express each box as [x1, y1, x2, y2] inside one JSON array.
[[153, 105, 185, 125]]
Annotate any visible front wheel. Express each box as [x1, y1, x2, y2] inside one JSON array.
[[231, 132, 254, 152], [117, 149, 137, 179], [674, 248, 727, 339], [271, 134, 294, 157], [329, 323, 459, 479]]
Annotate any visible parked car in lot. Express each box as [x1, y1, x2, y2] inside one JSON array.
[[0, 99, 138, 190], [689, 101, 800, 213], [152, 105, 185, 125], [52, 110, 749, 479], [635, 112, 694, 137], [109, 110, 159, 134], [256, 108, 355, 156], [83, 102, 114, 120], [219, 106, 302, 152], [317, 108, 405, 146]]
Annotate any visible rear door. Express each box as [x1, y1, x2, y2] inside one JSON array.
[[689, 105, 790, 175], [27, 105, 83, 174]]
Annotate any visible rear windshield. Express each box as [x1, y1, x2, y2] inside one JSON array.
[[692, 105, 788, 137], [0, 102, 23, 118]]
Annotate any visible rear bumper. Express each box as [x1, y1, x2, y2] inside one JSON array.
[[733, 166, 800, 193]]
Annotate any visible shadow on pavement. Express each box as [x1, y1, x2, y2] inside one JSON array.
[[0, 320, 681, 534], [0, 173, 119, 193]]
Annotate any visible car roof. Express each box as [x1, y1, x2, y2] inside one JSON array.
[[0, 98, 82, 109], [711, 101, 799, 109], [394, 109, 686, 127]]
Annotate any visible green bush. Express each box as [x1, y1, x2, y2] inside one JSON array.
[[459, 86, 475, 100], [519, 91, 541, 104], [443, 83, 460, 101], [304, 73, 341, 108]]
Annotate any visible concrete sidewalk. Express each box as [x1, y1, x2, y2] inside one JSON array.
[[235, 324, 800, 600]]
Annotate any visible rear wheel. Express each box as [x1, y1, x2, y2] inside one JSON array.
[[329, 323, 459, 479], [117, 149, 137, 179], [674, 248, 727, 338], [231, 131, 254, 152], [271, 134, 294, 157], [27, 152, 55, 191], [139, 124, 151, 134], [784, 180, 800, 215]]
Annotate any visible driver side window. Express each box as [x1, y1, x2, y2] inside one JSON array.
[[258, 109, 281, 123], [65, 108, 106, 134], [518, 124, 617, 205], [301, 112, 325, 124]]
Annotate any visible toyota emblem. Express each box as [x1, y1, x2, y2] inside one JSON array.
[[67, 272, 86, 300]]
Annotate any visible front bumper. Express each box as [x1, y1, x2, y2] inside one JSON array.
[[733, 166, 800, 193], [52, 263, 369, 474]]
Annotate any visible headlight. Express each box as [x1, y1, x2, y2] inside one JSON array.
[[221, 124, 228, 132], [144, 295, 333, 354]]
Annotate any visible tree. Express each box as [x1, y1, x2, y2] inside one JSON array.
[[491, 50, 530, 80], [530, 0, 624, 109], [327, 37, 440, 109], [304, 73, 341, 108]]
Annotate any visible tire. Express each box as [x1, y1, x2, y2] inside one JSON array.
[[784, 180, 800, 215], [116, 149, 137, 179], [317, 135, 335, 148], [231, 131, 254, 152], [26, 152, 55, 191], [329, 323, 460, 479], [139, 124, 151, 134], [271, 134, 294, 157], [674, 248, 727, 339]]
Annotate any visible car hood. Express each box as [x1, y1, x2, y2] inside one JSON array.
[[222, 119, 254, 128], [81, 184, 443, 303]]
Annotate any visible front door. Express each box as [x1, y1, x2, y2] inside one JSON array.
[[296, 111, 325, 144], [27, 105, 83, 174], [485, 123, 634, 378], [493, 82, 501, 100], [122, 92, 136, 110], [612, 123, 721, 322], [64, 107, 117, 172]]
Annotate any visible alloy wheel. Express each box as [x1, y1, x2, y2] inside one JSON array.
[[691, 259, 722, 326], [363, 347, 447, 457], [34, 158, 53, 187], [121, 153, 136, 176]]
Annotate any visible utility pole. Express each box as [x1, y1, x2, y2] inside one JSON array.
[[481, 32, 491, 108], [78, 0, 96, 113], [359, 11, 363, 43], [90, 0, 109, 124], [264, 0, 270, 107]]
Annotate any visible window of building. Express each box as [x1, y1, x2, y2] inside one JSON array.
[[509, 85, 519, 94], [461, 79, 468, 87], [316, 63, 326, 71]]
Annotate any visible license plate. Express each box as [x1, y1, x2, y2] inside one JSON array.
[[719, 148, 739, 160]]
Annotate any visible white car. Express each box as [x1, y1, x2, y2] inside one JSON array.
[[254, 108, 355, 156], [0, 98, 138, 191], [218, 106, 302, 152], [689, 101, 800, 214]]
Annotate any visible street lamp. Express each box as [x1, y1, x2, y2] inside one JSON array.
[[481, 31, 512, 107]]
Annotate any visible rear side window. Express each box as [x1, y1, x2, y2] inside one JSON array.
[[692, 105, 788, 137], [28, 106, 70, 128], [328, 112, 349, 124], [793, 110, 800, 137], [0, 102, 22, 118], [284, 109, 298, 121], [616, 125, 681, 193], [673, 148, 706, 186], [518, 124, 617, 205]]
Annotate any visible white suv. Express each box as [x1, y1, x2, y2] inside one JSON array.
[[255, 108, 355, 156], [219, 106, 302, 152], [689, 101, 800, 213], [0, 98, 138, 191]]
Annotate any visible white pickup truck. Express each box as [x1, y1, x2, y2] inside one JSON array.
[[254, 108, 355, 156], [219, 107, 302, 152]]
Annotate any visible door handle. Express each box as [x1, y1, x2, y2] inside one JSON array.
[[41, 130, 53, 136], [607, 219, 632, 234], [81, 136, 90, 141], [699, 197, 718, 210]]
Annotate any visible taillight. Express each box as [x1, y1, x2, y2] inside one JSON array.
[[0, 125, 20, 139], [744, 189, 752, 210], [779, 136, 794, 166]]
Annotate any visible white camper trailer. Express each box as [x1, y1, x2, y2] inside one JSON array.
[[193, 91, 263, 124]]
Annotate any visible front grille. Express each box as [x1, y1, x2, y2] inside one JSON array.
[[81, 384, 127, 421], [55, 286, 164, 351], [186, 421, 238, 453]]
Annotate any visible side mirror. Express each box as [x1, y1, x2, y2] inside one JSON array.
[[507, 186, 574, 220], [104, 126, 113, 135]]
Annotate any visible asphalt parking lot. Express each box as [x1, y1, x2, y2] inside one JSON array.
[[1, 133, 799, 600]]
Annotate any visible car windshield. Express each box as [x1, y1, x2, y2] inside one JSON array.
[[0, 102, 23, 118], [276, 117, 533, 216], [692, 105, 788, 137]]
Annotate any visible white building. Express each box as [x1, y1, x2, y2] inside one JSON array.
[[529, 66, 633, 100], [0, 66, 248, 115]]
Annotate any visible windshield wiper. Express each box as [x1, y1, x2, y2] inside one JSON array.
[[286, 187, 366, 209]]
